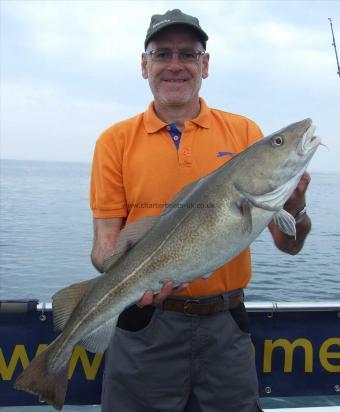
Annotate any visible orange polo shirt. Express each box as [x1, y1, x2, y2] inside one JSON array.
[[90, 98, 263, 297]]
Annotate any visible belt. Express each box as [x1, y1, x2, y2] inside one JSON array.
[[160, 290, 244, 316]]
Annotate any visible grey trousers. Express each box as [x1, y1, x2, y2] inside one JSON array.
[[102, 304, 262, 412]]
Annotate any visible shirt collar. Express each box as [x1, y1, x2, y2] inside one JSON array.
[[190, 98, 211, 129], [143, 102, 167, 133], [143, 97, 211, 134]]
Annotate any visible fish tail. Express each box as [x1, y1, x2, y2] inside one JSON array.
[[14, 341, 68, 410]]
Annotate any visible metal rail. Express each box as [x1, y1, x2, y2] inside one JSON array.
[[37, 301, 339, 312], [245, 301, 340, 312], [1, 300, 339, 314]]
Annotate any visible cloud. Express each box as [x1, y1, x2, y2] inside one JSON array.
[[2, 1, 161, 64], [1, 0, 339, 172], [1, 81, 143, 162]]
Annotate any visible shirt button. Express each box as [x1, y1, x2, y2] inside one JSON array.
[[166, 125, 171, 131], [173, 135, 180, 141]]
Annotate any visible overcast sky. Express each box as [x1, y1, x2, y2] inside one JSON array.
[[1, 0, 339, 172]]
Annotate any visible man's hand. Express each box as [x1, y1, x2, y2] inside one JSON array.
[[137, 281, 189, 307], [268, 171, 312, 255], [283, 172, 311, 216]]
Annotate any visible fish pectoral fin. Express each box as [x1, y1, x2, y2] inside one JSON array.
[[103, 216, 159, 272], [236, 186, 280, 212], [274, 209, 296, 238], [235, 173, 303, 212], [236, 197, 253, 234], [52, 277, 99, 331], [79, 319, 116, 354]]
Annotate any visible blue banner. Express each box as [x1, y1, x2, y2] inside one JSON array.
[[0, 301, 339, 406]]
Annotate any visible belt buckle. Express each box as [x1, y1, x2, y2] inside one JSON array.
[[183, 299, 200, 316]]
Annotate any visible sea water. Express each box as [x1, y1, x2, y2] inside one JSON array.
[[1, 159, 339, 410]]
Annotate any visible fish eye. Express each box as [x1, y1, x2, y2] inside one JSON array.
[[271, 135, 284, 147]]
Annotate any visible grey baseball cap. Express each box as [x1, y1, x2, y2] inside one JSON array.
[[144, 9, 209, 50]]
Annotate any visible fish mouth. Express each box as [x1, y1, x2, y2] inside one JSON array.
[[297, 122, 321, 156]]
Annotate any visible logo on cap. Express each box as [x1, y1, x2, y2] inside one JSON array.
[[152, 19, 171, 28]]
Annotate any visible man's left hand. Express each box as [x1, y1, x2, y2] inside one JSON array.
[[268, 171, 312, 254], [283, 171, 311, 216]]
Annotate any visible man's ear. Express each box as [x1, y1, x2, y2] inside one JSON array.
[[202, 53, 209, 79], [141, 54, 148, 79]]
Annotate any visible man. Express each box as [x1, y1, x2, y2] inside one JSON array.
[[90, 9, 311, 412]]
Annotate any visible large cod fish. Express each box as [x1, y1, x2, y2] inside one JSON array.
[[14, 118, 321, 409]]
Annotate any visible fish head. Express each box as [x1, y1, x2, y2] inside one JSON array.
[[265, 118, 320, 177], [234, 118, 321, 211]]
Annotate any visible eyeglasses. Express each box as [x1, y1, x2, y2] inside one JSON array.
[[145, 48, 205, 63]]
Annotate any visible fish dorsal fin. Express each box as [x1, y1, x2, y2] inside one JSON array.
[[161, 177, 206, 217], [201, 272, 213, 280], [79, 318, 117, 354], [103, 216, 159, 272], [52, 277, 99, 331], [274, 209, 296, 238]]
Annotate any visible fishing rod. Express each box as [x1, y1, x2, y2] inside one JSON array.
[[328, 18, 340, 78]]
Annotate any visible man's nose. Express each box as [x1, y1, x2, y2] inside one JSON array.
[[166, 53, 183, 69]]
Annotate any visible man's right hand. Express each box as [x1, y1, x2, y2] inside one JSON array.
[[91, 217, 123, 272]]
